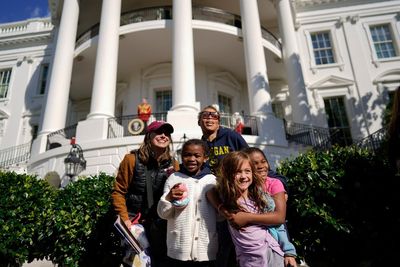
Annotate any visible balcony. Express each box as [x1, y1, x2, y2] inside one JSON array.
[[75, 6, 281, 51]]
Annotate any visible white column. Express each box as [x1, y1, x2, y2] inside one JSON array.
[[276, 0, 311, 123], [39, 0, 79, 134], [171, 0, 197, 111], [75, 0, 121, 143], [239, 0, 287, 146], [87, 0, 121, 119], [240, 0, 272, 116], [31, 0, 79, 155]]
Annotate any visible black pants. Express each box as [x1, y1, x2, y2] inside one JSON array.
[[216, 221, 238, 267], [144, 218, 169, 267]]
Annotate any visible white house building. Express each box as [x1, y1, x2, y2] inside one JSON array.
[[0, 0, 399, 181]]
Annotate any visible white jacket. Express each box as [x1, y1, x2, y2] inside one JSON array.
[[157, 171, 218, 262]]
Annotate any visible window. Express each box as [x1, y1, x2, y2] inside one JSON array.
[[272, 102, 285, 119], [38, 64, 49, 95], [370, 24, 397, 59], [218, 94, 232, 127], [218, 94, 232, 114], [324, 97, 352, 146], [31, 125, 39, 140], [311, 32, 335, 65], [0, 69, 12, 99], [155, 89, 172, 113]]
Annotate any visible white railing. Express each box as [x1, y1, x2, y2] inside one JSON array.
[[0, 18, 52, 35], [0, 142, 32, 168]]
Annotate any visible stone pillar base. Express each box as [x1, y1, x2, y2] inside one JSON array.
[[256, 115, 288, 147], [76, 118, 110, 143], [167, 110, 202, 140], [30, 134, 49, 157]]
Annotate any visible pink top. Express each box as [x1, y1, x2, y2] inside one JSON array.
[[264, 177, 285, 196]]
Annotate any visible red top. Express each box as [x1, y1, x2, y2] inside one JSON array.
[[234, 122, 244, 134], [137, 103, 152, 122]]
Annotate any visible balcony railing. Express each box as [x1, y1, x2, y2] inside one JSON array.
[[47, 124, 78, 150], [108, 113, 168, 138], [76, 6, 281, 51], [0, 142, 32, 168], [355, 127, 387, 154], [283, 120, 391, 153], [284, 121, 334, 149], [219, 113, 258, 135], [108, 112, 258, 138]]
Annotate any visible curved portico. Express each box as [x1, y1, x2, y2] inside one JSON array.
[[29, 0, 308, 179]]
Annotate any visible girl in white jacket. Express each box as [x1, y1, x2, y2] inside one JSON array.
[[157, 139, 218, 267]]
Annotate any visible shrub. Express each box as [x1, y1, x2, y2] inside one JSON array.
[[278, 146, 398, 267], [48, 173, 123, 267], [0, 172, 124, 267], [0, 172, 56, 267]]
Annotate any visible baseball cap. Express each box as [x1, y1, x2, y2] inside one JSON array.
[[146, 121, 174, 134]]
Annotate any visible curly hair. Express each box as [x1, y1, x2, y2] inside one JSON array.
[[216, 151, 270, 213], [182, 139, 209, 157]]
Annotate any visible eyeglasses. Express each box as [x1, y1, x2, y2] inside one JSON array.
[[200, 111, 220, 120]]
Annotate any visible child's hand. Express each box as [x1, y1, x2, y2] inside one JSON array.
[[167, 183, 186, 201], [218, 205, 233, 220], [229, 211, 250, 228]]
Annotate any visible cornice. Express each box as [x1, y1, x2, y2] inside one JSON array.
[[295, 0, 394, 11], [0, 33, 52, 47], [295, 0, 400, 24], [0, 19, 53, 47]]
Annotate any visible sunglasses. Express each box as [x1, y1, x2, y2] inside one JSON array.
[[200, 111, 220, 120]]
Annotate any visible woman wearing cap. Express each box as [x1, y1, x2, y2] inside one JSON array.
[[112, 120, 179, 267]]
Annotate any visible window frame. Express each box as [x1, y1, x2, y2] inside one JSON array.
[[364, 20, 400, 65], [323, 96, 353, 146], [304, 27, 344, 73], [272, 102, 285, 119], [217, 93, 233, 114], [0, 68, 12, 100], [310, 31, 336, 65], [37, 63, 49, 95], [154, 88, 172, 113]]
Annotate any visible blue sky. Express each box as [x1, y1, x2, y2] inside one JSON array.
[[0, 0, 49, 24]]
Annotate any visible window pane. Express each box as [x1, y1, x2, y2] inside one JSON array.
[[272, 103, 285, 119], [370, 24, 397, 59], [311, 32, 335, 65], [218, 94, 232, 127], [38, 64, 49, 95], [217, 94, 232, 114], [155, 89, 172, 113], [0, 69, 12, 98], [324, 97, 352, 146]]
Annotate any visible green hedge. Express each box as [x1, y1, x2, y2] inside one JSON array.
[[1, 147, 398, 266], [278, 145, 399, 267], [0, 172, 124, 267], [0, 172, 56, 266]]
